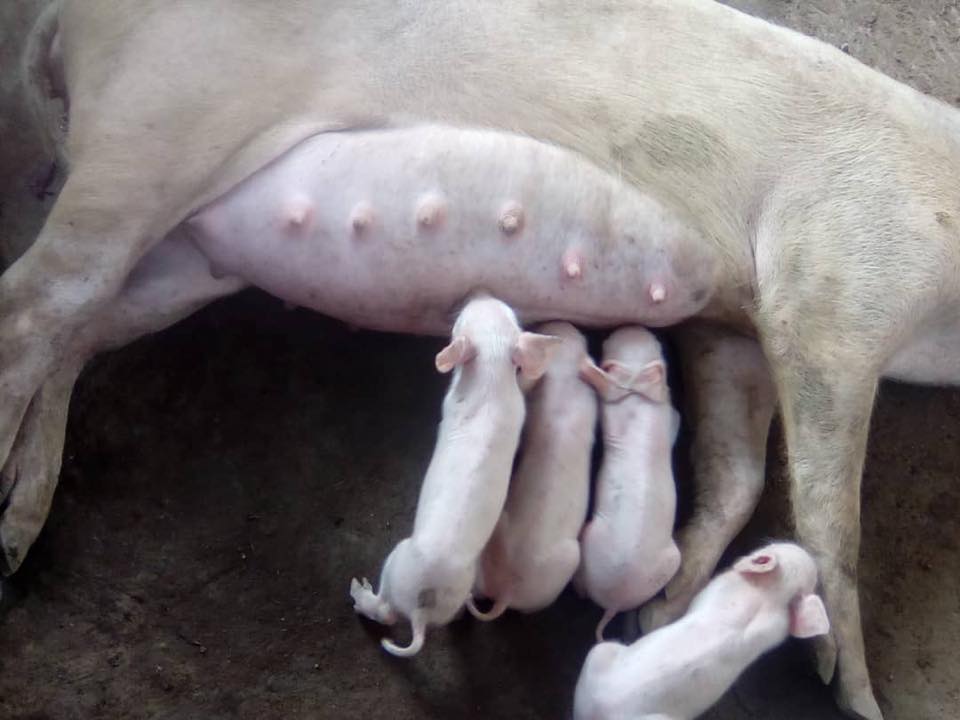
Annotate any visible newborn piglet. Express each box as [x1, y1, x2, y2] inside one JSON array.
[[578, 326, 681, 641], [468, 321, 598, 621], [350, 295, 559, 656], [573, 542, 830, 720]]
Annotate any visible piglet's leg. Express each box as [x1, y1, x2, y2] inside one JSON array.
[[641, 324, 775, 631], [350, 578, 396, 625]]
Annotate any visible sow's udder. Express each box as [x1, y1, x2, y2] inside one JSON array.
[[187, 124, 714, 335]]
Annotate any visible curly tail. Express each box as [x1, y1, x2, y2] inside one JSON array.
[[466, 595, 509, 622], [20, 1, 68, 168], [381, 614, 426, 658], [595, 608, 618, 643]]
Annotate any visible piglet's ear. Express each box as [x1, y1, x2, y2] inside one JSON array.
[[512, 332, 562, 382], [734, 551, 779, 575], [435, 336, 476, 373], [789, 594, 830, 639], [617, 359, 667, 404], [579, 357, 629, 403], [581, 358, 667, 403], [517, 371, 542, 394]]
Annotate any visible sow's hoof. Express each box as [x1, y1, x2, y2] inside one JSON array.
[[0, 576, 24, 619]]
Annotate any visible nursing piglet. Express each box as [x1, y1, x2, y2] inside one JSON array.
[[578, 327, 680, 642], [573, 542, 831, 720], [468, 321, 597, 621], [350, 295, 560, 656]]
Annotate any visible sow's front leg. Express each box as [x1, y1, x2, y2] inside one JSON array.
[[765, 341, 882, 720], [0, 230, 245, 575], [753, 206, 907, 720]]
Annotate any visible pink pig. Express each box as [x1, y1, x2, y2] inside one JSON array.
[[350, 295, 559, 656], [578, 327, 681, 641], [467, 321, 598, 621], [573, 542, 831, 720]]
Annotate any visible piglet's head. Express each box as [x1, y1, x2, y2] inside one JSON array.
[[435, 296, 561, 381], [579, 356, 666, 404], [733, 543, 831, 640], [435, 331, 561, 382], [579, 326, 669, 403]]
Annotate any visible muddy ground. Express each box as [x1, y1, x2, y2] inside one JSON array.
[[0, 1, 958, 719]]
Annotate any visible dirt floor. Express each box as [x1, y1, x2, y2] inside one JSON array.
[[1, 1, 959, 719]]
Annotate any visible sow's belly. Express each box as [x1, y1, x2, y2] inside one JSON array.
[[187, 124, 715, 335]]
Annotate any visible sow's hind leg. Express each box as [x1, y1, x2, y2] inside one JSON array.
[[640, 323, 775, 632], [2, 0, 347, 494], [0, 230, 245, 576]]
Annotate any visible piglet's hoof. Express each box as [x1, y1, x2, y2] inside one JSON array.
[[349, 576, 373, 607]]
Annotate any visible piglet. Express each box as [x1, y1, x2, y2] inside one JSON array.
[[578, 327, 680, 642], [350, 295, 559, 656], [467, 321, 598, 621], [573, 542, 831, 720]]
